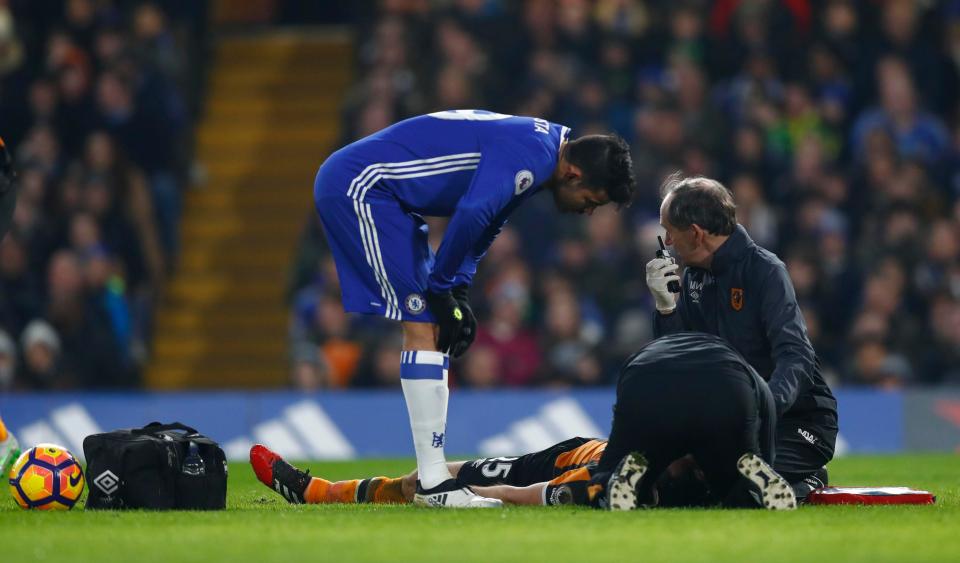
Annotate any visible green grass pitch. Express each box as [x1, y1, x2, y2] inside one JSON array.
[[2, 454, 958, 563]]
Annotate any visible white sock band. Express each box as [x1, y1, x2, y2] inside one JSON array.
[[400, 350, 452, 489]]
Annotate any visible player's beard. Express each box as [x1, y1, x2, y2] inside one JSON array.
[[550, 182, 580, 214]]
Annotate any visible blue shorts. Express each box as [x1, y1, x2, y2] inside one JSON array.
[[314, 159, 436, 323]]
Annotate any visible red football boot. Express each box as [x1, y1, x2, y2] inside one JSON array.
[[249, 444, 311, 504]]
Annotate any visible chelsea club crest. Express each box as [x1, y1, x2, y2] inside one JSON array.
[[405, 293, 426, 314]]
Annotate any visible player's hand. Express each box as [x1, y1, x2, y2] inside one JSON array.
[[425, 290, 464, 356], [645, 258, 680, 314], [450, 285, 477, 358]]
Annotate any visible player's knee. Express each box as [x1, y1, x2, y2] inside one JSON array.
[[402, 322, 437, 350]]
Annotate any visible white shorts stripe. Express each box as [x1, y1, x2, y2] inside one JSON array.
[[353, 199, 394, 319], [352, 199, 377, 291], [361, 202, 401, 320], [347, 152, 481, 198], [353, 199, 400, 320]]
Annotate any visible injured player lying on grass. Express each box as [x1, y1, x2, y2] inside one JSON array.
[[250, 439, 735, 509], [252, 332, 798, 511], [251, 437, 786, 510]]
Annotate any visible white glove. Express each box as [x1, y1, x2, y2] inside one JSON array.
[[645, 258, 680, 313]]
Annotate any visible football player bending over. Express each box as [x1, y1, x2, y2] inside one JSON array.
[[310, 109, 634, 508]]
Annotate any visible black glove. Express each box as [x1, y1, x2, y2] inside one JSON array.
[[425, 290, 464, 356], [450, 285, 477, 358]]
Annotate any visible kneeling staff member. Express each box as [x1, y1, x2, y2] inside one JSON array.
[[648, 175, 837, 499]]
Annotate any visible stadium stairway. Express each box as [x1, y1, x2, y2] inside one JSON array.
[[147, 31, 350, 389]]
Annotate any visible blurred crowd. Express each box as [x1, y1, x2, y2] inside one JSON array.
[[289, 0, 960, 391], [0, 0, 207, 390]]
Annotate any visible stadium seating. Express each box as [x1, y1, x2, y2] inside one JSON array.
[[149, 34, 351, 388]]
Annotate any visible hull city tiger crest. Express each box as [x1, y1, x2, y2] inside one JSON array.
[[731, 288, 744, 311]]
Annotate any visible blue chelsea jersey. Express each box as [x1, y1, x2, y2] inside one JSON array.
[[322, 109, 570, 291]]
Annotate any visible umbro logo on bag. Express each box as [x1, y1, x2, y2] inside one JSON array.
[[93, 470, 119, 495]]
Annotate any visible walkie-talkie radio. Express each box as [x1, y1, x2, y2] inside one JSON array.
[[656, 236, 681, 294]]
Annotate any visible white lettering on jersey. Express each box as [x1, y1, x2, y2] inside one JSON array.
[[429, 110, 512, 121], [533, 118, 550, 134]]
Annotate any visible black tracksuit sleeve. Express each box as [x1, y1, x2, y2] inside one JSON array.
[[760, 264, 817, 417], [653, 309, 685, 337]]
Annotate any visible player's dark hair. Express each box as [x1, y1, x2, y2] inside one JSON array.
[[565, 134, 635, 208], [654, 463, 711, 508], [661, 173, 737, 236]]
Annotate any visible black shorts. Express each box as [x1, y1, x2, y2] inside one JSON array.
[[456, 437, 605, 487]]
